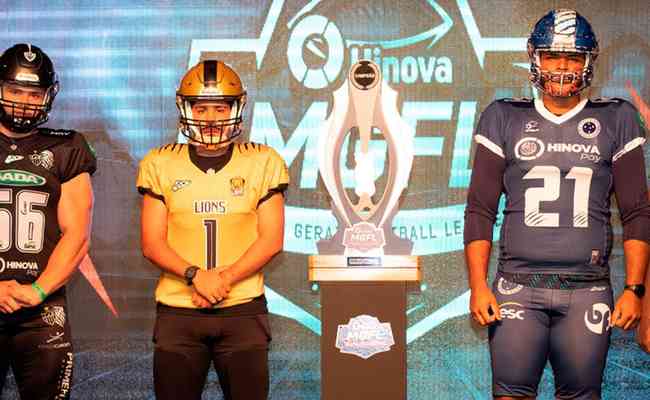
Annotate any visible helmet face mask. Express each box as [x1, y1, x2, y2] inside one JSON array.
[[528, 9, 599, 98], [533, 50, 590, 97], [176, 60, 247, 147], [0, 82, 57, 133], [0, 43, 59, 134]]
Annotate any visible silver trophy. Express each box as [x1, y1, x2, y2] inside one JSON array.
[[310, 60, 419, 281]]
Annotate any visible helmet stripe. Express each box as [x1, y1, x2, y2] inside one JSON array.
[[203, 60, 217, 87], [552, 10, 577, 49]]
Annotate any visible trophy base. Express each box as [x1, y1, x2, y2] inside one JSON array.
[[308, 255, 420, 281]]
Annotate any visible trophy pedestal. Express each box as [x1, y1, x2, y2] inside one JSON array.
[[311, 256, 419, 400], [319, 282, 407, 400]]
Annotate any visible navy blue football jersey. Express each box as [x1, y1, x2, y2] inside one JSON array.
[[0, 129, 96, 284], [475, 98, 645, 277]]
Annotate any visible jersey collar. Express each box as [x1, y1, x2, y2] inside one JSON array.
[[534, 98, 588, 125], [188, 143, 234, 174]]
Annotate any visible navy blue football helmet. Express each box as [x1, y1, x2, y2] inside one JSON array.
[[527, 9, 599, 97]]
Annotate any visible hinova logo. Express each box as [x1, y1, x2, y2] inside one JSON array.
[[0, 169, 46, 186], [515, 137, 601, 161]]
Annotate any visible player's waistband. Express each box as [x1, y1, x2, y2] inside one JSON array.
[[157, 294, 267, 317], [498, 271, 610, 290], [0, 288, 67, 324]]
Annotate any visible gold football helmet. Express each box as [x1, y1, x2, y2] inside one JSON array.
[[176, 60, 246, 145]]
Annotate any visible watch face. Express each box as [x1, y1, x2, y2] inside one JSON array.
[[185, 266, 198, 282], [627, 285, 645, 297], [637, 286, 646, 297]]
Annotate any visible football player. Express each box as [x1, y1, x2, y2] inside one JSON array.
[[138, 60, 288, 400], [464, 10, 650, 400], [628, 83, 650, 353], [0, 43, 96, 399]]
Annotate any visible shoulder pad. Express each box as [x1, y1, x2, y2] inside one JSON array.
[[502, 97, 533, 104], [39, 128, 77, 137], [236, 142, 266, 154], [156, 143, 187, 154]]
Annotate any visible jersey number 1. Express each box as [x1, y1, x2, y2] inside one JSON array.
[[523, 166, 593, 228], [203, 219, 218, 269]]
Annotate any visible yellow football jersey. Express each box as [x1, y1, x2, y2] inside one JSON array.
[[136, 142, 289, 309]]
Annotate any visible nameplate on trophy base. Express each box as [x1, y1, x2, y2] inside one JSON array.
[[308, 255, 420, 281]]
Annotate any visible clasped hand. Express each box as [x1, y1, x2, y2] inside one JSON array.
[[190, 268, 233, 308], [0, 280, 43, 313]]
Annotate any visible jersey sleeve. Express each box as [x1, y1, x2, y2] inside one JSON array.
[[612, 146, 650, 243], [59, 132, 97, 182], [473, 100, 506, 159], [612, 100, 647, 163], [136, 149, 165, 201], [464, 140, 506, 244], [257, 147, 289, 207]]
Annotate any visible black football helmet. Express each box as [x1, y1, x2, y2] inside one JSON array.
[[0, 43, 59, 133]]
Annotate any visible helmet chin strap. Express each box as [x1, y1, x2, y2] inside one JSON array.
[[0, 118, 36, 137]]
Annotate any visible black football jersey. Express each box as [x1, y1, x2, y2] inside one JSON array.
[[0, 129, 96, 284], [474, 97, 645, 277]]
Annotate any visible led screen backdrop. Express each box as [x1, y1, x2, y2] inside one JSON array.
[[1, 1, 649, 399]]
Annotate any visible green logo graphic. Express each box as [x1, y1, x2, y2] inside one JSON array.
[[0, 169, 46, 186]]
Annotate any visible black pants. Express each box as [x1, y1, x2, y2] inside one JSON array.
[[153, 304, 272, 400], [0, 294, 73, 400]]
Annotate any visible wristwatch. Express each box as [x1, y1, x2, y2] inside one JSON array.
[[624, 284, 646, 299], [184, 266, 200, 286]]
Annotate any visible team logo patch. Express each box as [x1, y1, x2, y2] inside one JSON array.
[[29, 150, 54, 170], [0, 169, 46, 186], [524, 120, 540, 133], [230, 177, 245, 196], [584, 303, 611, 335], [497, 278, 523, 295], [514, 137, 545, 160], [41, 306, 66, 328], [577, 118, 601, 139], [4, 155, 24, 164], [172, 179, 191, 192], [335, 315, 395, 359]]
